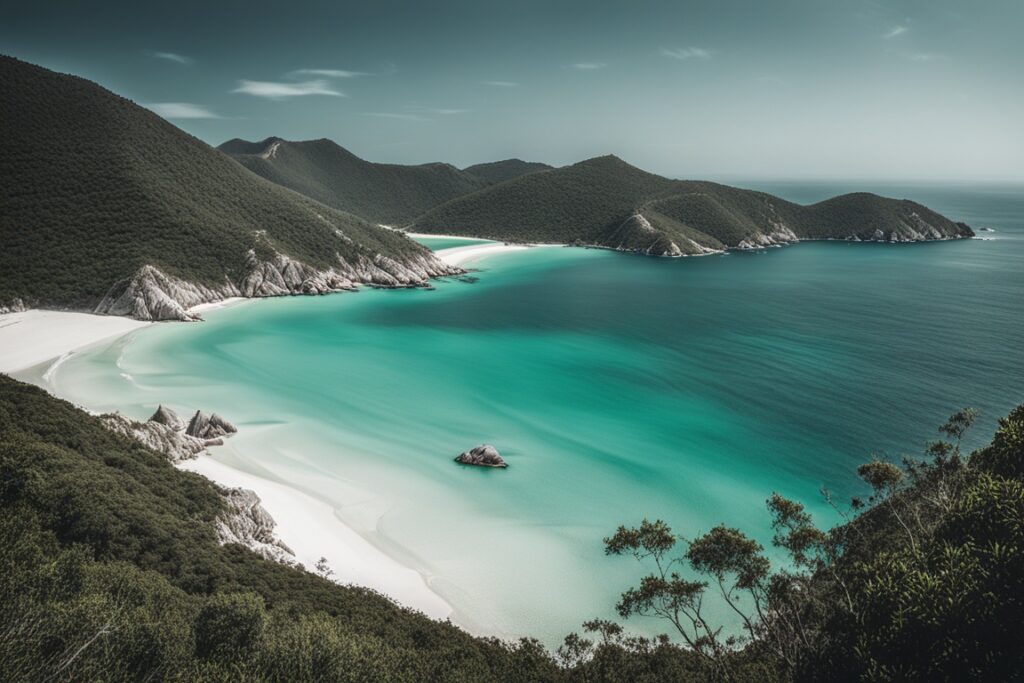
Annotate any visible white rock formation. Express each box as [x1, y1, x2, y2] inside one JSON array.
[[215, 487, 296, 564], [95, 245, 461, 322]]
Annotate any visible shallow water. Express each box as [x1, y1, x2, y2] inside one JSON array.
[[44, 181, 1024, 646]]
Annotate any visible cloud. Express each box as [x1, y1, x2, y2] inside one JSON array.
[[660, 47, 711, 61], [289, 68, 365, 79], [566, 62, 606, 70], [407, 106, 470, 115], [362, 112, 430, 121], [481, 80, 518, 87], [146, 102, 221, 119], [233, 79, 345, 99], [884, 25, 909, 39], [150, 51, 194, 65]]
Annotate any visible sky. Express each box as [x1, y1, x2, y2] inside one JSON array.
[[3, 0, 1022, 181]]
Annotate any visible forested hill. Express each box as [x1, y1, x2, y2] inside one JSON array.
[[464, 158, 553, 185], [412, 155, 974, 256], [0, 56, 455, 320], [218, 137, 487, 226]]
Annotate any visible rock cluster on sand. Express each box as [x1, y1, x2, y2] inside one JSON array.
[[454, 444, 508, 468], [100, 405, 234, 463]]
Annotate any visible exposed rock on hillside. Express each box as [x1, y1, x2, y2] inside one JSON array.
[[216, 487, 296, 564], [454, 444, 508, 468], [94, 248, 462, 322]]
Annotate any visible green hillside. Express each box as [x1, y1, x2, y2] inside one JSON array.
[[413, 156, 973, 255], [464, 159, 553, 185], [218, 137, 487, 226], [0, 56, 451, 319]]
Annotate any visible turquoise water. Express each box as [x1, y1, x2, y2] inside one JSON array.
[[44, 182, 1024, 646]]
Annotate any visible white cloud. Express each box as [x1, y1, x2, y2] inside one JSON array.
[[289, 68, 365, 79], [567, 62, 606, 70], [884, 25, 909, 39], [233, 80, 345, 99], [407, 106, 470, 115], [363, 112, 430, 121], [482, 80, 518, 87], [146, 102, 221, 119], [660, 47, 711, 61], [150, 51, 194, 65]]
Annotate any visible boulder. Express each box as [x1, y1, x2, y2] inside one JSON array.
[[187, 411, 237, 439], [149, 404, 186, 431], [454, 444, 508, 468]]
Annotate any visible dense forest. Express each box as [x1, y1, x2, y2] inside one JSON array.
[[2, 371, 1020, 681], [0, 56, 440, 313], [463, 159, 553, 185], [412, 156, 973, 255]]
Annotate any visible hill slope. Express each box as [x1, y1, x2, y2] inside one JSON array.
[[218, 137, 487, 226], [464, 158, 553, 185], [0, 56, 457, 320], [412, 156, 973, 255]]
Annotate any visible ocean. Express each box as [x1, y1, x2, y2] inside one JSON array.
[[38, 180, 1024, 646]]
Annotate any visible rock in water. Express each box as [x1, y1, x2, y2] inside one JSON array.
[[454, 444, 508, 468], [149, 404, 186, 431], [187, 411, 237, 439]]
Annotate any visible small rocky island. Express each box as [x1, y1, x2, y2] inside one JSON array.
[[454, 444, 508, 468]]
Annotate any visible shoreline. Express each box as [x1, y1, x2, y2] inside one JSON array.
[[178, 447, 454, 621], [0, 310, 151, 374]]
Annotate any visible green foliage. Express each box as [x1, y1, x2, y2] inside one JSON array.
[[595, 406, 1024, 682], [220, 137, 488, 226], [0, 56, 433, 311]]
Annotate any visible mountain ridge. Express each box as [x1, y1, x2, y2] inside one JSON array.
[[218, 137, 489, 226], [411, 155, 973, 255]]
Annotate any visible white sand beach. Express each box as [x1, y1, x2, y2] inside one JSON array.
[[0, 310, 151, 374], [437, 242, 560, 266], [179, 453, 454, 621], [2, 306, 455, 623]]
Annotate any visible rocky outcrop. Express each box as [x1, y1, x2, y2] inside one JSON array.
[[94, 246, 462, 322], [0, 298, 28, 315], [150, 404, 186, 431], [454, 444, 508, 468], [101, 405, 233, 462], [215, 487, 296, 564], [102, 411, 208, 463], [94, 265, 234, 321], [186, 411, 237, 440]]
